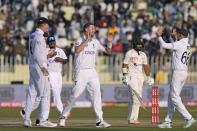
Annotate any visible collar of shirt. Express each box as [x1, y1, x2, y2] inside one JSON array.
[[35, 28, 44, 35], [132, 49, 142, 55]]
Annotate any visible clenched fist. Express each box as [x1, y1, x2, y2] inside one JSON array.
[[48, 49, 57, 58]]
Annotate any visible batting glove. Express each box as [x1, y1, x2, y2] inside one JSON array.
[[122, 75, 129, 85], [147, 77, 154, 86]]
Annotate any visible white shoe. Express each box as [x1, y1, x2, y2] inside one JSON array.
[[39, 120, 57, 127], [183, 118, 196, 128], [20, 109, 25, 119], [96, 120, 111, 128], [158, 121, 172, 128], [58, 116, 66, 127], [128, 120, 140, 125], [24, 119, 32, 127]]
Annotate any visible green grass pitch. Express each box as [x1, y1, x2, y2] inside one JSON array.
[[0, 106, 196, 131]]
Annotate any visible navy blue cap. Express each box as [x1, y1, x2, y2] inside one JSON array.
[[37, 17, 49, 25], [47, 35, 56, 43]]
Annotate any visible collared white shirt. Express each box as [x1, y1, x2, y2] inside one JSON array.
[[159, 37, 190, 71], [48, 47, 67, 73], [123, 49, 148, 76], [28, 28, 48, 68], [74, 36, 105, 70]]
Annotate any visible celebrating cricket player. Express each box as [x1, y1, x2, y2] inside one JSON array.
[[122, 38, 154, 124], [58, 23, 113, 128], [157, 26, 196, 128], [23, 17, 57, 127]]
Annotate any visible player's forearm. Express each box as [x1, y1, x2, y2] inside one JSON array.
[[35, 55, 48, 69], [75, 40, 89, 53], [54, 57, 67, 64], [104, 42, 112, 54], [158, 37, 173, 49], [59, 59, 67, 64], [143, 64, 150, 77], [36, 57, 47, 69]]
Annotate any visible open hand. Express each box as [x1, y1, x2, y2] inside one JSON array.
[[107, 33, 114, 43], [156, 26, 163, 37]]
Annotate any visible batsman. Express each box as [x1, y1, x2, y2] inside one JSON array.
[[122, 39, 154, 124]]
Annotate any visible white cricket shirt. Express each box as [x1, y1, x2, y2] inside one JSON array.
[[74, 36, 105, 70], [48, 47, 67, 73], [123, 49, 148, 76], [158, 37, 190, 71]]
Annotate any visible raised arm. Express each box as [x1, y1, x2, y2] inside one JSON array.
[[156, 26, 174, 50], [104, 33, 113, 54], [158, 37, 174, 49], [98, 33, 113, 54]]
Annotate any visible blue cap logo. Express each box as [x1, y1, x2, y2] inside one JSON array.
[[47, 35, 55, 43]]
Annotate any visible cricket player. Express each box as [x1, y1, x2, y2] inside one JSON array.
[[58, 23, 113, 128], [122, 39, 154, 124], [21, 35, 68, 126], [157, 26, 196, 128], [47, 35, 67, 115], [23, 17, 57, 127]]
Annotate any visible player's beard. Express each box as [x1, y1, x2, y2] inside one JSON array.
[[135, 48, 142, 55]]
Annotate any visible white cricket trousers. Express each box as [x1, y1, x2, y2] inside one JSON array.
[[127, 74, 144, 121], [49, 72, 63, 114], [62, 68, 103, 122], [24, 65, 51, 122], [165, 70, 192, 122]]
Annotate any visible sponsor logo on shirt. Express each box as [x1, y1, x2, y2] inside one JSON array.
[[49, 59, 55, 63], [85, 51, 95, 55], [130, 57, 138, 63]]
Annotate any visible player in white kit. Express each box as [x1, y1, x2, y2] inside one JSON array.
[[21, 35, 68, 126], [47, 35, 67, 115], [157, 26, 196, 128], [23, 17, 57, 127], [58, 23, 113, 128], [122, 39, 154, 124]]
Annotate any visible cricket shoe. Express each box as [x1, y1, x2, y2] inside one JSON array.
[[128, 120, 140, 125], [96, 120, 111, 128], [20, 109, 25, 119], [183, 118, 196, 128], [35, 119, 40, 126], [158, 121, 172, 128], [39, 120, 57, 127], [24, 119, 32, 127], [58, 116, 66, 127]]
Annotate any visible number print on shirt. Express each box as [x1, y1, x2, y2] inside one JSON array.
[[181, 51, 190, 65]]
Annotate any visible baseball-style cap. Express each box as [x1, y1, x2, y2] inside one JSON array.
[[37, 17, 49, 25], [47, 35, 56, 43]]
